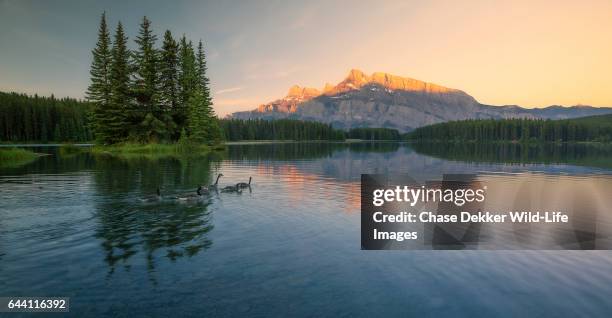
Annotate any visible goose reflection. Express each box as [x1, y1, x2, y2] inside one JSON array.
[[139, 187, 162, 203], [95, 201, 214, 277], [92, 154, 218, 278]]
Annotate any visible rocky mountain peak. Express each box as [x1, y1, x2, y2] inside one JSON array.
[[323, 69, 460, 95], [344, 69, 369, 86], [323, 83, 335, 94], [370, 72, 458, 93], [254, 85, 320, 114], [285, 85, 320, 100]]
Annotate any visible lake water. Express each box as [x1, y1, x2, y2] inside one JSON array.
[[1, 143, 612, 317]]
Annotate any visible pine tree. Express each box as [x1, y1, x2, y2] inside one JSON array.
[[54, 124, 62, 142], [86, 12, 112, 142], [132, 16, 161, 141], [176, 36, 197, 132], [195, 40, 222, 144], [195, 40, 211, 102], [187, 90, 209, 143], [106, 22, 132, 144], [159, 30, 179, 140], [160, 30, 179, 111]]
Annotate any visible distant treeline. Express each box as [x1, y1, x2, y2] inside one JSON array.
[[220, 119, 410, 141], [408, 116, 612, 143], [220, 119, 345, 141], [346, 127, 401, 140], [0, 92, 92, 142], [0, 101, 410, 143]]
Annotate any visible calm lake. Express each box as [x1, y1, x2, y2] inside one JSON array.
[[1, 142, 612, 317]]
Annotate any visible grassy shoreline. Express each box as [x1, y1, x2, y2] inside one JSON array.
[[90, 142, 224, 159], [0, 148, 39, 168], [0, 141, 95, 145]]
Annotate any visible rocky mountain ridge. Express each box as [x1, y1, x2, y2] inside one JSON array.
[[231, 69, 612, 132]]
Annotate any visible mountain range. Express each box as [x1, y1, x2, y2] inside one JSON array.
[[230, 69, 612, 132]]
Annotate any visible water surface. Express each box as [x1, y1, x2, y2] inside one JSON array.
[[1, 143, 611, 317]]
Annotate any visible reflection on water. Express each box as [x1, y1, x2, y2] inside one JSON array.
[[91, 155, 218, 277], [96, 201, 214, 280], [412, 142, 612, 169], [1, 143, 612, 317], [225, 141, 400, 161]]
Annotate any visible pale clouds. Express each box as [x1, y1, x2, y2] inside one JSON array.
[[214, 98, 259, 106], [215, 86, 243, 95]]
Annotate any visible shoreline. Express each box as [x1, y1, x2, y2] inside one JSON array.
[[0, 143, 94, 147], [221, 139, 411, 145], [1, 140, 404, 147], [2, 140, 612, 148], [0, 148, 40, 168]]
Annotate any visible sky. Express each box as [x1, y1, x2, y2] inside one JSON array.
[[1, 0, 612, 116]]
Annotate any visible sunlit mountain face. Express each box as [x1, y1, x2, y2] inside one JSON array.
[[231, 69, 612, 132]]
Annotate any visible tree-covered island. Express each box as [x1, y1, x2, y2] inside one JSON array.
[[85, 13, 221, 155]]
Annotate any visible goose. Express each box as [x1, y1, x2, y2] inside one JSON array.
[[236, 176, 252, 189], [140, 187, 162, 203], [209, 173, 223, 190], [175, 185, 205, 201], [221, 184, 242, 193]]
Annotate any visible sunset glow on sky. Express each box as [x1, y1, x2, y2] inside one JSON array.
[[1, 0, 611, 116]]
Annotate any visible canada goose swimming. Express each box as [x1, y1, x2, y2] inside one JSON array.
[[175, 185, 205, 201], [209, 173, 223, 189], [236, 176, 252, 189], [221, 184, 241, 193], [140, 187, 162, 203], [199, 186, 211, 195]]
